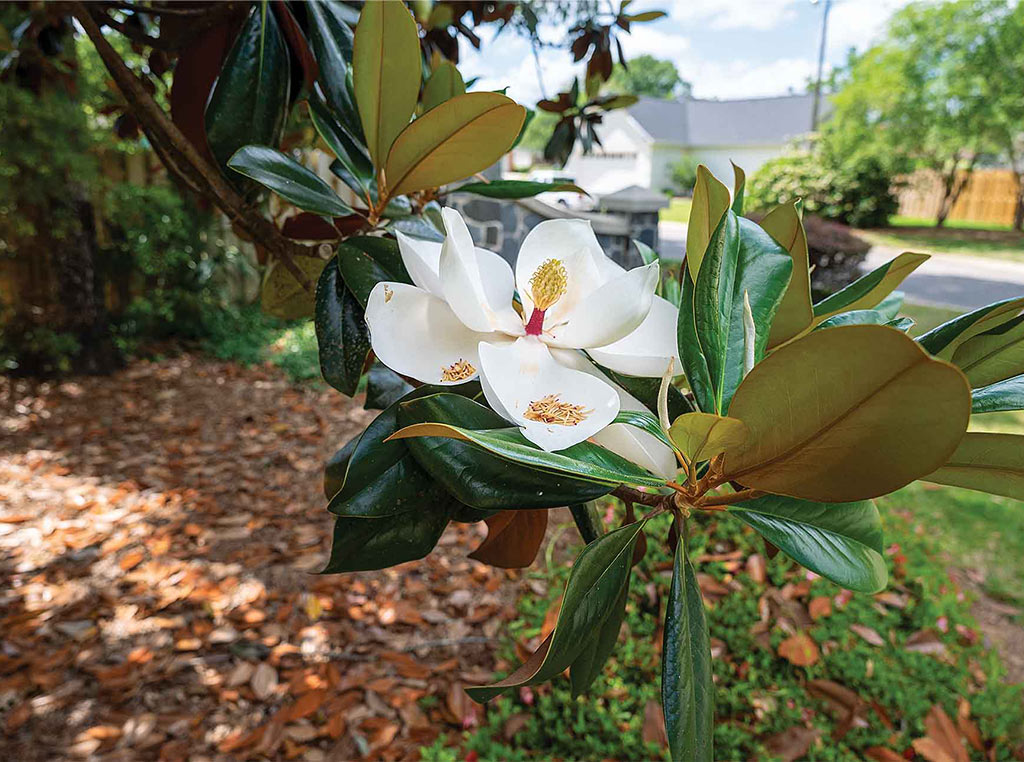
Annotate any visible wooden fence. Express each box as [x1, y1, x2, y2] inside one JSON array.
[[897, 168, 1021, 226]]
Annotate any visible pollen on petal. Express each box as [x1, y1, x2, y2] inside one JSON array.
[[528, 258, 568, 311], [440, 359, 476, 382], [383, 285, 394, 303], [522, 394, 590, 426]]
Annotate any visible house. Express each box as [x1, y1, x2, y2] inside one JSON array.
[[562, 93, 821, 195]]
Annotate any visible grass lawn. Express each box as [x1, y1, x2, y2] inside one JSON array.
[[860, 221, 1024, 263], [659, 197, 691, 224]]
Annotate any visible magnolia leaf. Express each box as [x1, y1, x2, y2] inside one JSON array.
[[205, 4, 290, 177], [692, 211, 793, 414], [760, 202, 813, 347], [663, 540, 713, 762], [923, 432, 1024, 501], [468, 510, 548, 568], [308, 95, 373, 196], [634, 239, 659, 266], [422, 60, 466, 112], [817, 309, 900, 330], [352, 0, 421, 167], [322, 508, 449, 573], [335, 236, 411, 306], [261, 255, 327, 320], [396, 393, 619, 508], [685, 165, 731, 281], [228, 146, 353, 217], [728, 494, 887, 593], [389, 422, 665, 488], [452, 180, 588, 199], [305, 0, 362, 139], [724, 325, 971, 502], [669, 412, 747, 463], [918, 297, 1024, 359], [677, 271, 714, 414], [613, 409, 674, 450], [327, 387, 464, 517], [972, 374, 1024, 414], [385, 92, 526, 197], [569, 577, 628, 697], [812, 252, 929, 325], [467, 522, 646, 702], [951, 314, 1024, 388], [731, 162, 745, 215], [365, 362, 413, 410], [314, 257, 369, 396]]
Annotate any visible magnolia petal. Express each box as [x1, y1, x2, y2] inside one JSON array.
[[396, 231, 443, 297], [588, 296, 682, 377], [478, 336, 620, 452], [515, 218, 624, 324], [439, 208, 523, 335], [545, 263, 659, 349], [552, 348, 678, 479], [366, 282, 497, 385]]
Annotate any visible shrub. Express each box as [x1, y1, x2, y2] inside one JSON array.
[[746, 150, 899, 229], [668, 154, 699, 196]]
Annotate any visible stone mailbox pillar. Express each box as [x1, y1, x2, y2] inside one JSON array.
[[598, 185, 670, 265]]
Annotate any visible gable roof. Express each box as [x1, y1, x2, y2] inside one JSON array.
[[627, 93, 823, 147]]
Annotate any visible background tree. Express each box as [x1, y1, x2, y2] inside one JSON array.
[[604, 54, 690, 99], [824, 1, 1021, 227]]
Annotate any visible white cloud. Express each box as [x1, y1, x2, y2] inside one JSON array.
[[668, 0, 800, 32], [827, 0, 914, 54]]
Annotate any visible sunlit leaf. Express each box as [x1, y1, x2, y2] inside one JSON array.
[[812, 252, 929, 325], [971, 374, 1024, 414], [951, 314, 1024, 388], [352, 0, 421, 166], [923, 432, 1024, 501], [385, 92, 526, 197], [685, 165, 731, 281], [760, 202, 812, 347], [724, 325, 970, 501], [918, 296, 1024, 359], [422, 60, 466, 111], [668, 412, 747, 463]]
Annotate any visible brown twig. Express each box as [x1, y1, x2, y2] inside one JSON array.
[[72, 1, 318, 293], [611, 485, 665, 508]]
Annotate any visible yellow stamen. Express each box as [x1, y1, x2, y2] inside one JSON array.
[[440, 359, 476, 382], [523, 394, 590, 426], [529, 259, 568, 311]]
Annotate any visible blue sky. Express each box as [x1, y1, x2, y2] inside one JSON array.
[[459, 0, 914, 103]]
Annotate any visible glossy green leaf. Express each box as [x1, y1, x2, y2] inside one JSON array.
[[812, 252, 929, 324], [972, 374, 1024, 414], [760, 202, 812, 348], [308, 95, 373, 196], [677, 270, 714, 413], [422, 60, 466, 111], [322, 508, 450, 573], [612, 409, 674, 450], [685, 165, 731, 281], [669, 412, 747, 463], [324, 434, 358, 499], [352, 0, 421, 166], [918, 297, 1024, 359], [305, 0, 362, 139], [633, 239, 659, 266], [385, 92, 526, 197], [730, 162, 745, 215], [663, 540, 713, 762], [467, 521, 646, 702], [228, 146, 353, 216], [729, 494, 887, 592], [875, 291, 905, 320], [315, 257, 369, 396], [335, 236, 411, 306], [452, 180, 587, 199], [391, 420, 666, 488], [693, 211, 793, 414], [952, 313, 1024, 388], [724, 325, 971, 502], [396, 394, 630, 509], [924, 432, 1024, 501], [260, 255, 327, 320], [205, 4, 290, 177], [816, 309, 895, 330], [569, 576, 628, 697], [365, 362, 413, 410]]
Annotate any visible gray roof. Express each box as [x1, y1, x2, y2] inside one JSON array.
[[627, 94, 824, 147]]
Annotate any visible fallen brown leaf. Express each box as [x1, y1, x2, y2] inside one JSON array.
[[762, 726, 820, 761], [642, 699, 668, 748], [778, 633, 820, 667]]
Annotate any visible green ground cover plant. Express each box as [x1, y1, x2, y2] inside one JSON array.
[[421, 502, 1024, 761]]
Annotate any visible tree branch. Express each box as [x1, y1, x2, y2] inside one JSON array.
[[71, 1, 317, 292], [611, 485, 665, 507]]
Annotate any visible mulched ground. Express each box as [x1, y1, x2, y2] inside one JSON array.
[[0, 356, 530, 761]]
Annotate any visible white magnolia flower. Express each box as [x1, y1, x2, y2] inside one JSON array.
[[365, 208, 680, 472]]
